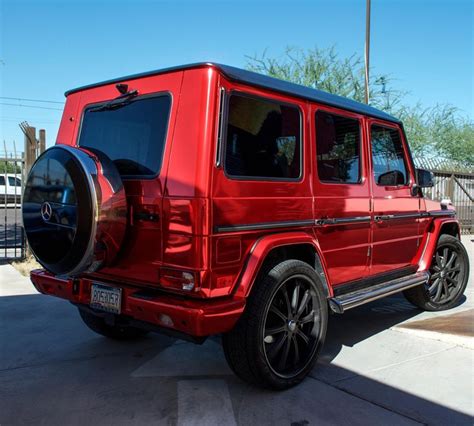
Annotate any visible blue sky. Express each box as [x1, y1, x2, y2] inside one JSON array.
[[1, 0, 472, 153]]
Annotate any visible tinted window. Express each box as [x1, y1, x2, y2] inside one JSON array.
[[371, 125, 408, 186], [315, 111, 360, 183], [224, 94, 301, 179], [8, 177, 21, 186], [0, 176, 4, 186], [79, 95, 171, 176]]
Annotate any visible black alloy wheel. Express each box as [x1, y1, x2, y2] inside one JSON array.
[[263, 274, 322, 378], [223, 259, 328, 389], [404, 234, 469, 311], [427, 244, 464, 304]]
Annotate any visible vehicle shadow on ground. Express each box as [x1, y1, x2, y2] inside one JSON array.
[[320, 293, 468, 363], [321, 294, 426, 362]]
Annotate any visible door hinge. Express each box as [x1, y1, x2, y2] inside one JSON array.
[[367, 246, 372, 257]]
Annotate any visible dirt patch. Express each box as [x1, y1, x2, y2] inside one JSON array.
[[398, 309, 474, 337], [11, 256, 42, 277]]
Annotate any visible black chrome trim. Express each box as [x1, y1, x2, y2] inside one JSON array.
[[215, 219, 314, 233], [374, 212, 421, 221], [374, 211, 456, 222], [215, 87, 226, 167], [315, 216, 371, 226], [215, 209, 456, 234], [429, 210, 456, 217], [215, 215, 371, 233]]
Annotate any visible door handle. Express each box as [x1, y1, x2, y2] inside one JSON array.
[[315, 218, 337, 226], [133, 211, 159, 222], [374, 214, 394, 222]]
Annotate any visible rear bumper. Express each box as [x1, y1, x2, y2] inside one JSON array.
[[30, 270, 245, 337]]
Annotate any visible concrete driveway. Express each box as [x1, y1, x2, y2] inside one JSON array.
[[0, 237, 472, 425]]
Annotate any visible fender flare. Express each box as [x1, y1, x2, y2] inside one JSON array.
[[417, 218, 460, 271], [232, 231, 332, 298]]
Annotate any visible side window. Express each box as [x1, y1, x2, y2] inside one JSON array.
[[371, 125, 408, 186], [8, 177, 21, 187], [315, 111, 361, 184], [224, 94, 301, 179], [0, 176, 4, 186]]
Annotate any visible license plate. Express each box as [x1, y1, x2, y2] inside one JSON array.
[[90, 283, 122, 314]]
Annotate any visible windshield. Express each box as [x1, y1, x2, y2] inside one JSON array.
[[78, 94, 171, 177]]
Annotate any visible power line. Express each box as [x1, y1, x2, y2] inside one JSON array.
[[0, 102, 63, 111], [1, 118, 59, 124], [1, 115, 57, 120], [0, 96, 64, 104]]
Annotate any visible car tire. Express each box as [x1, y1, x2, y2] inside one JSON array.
[[404, 234, 469, 311], [78, 308, 149, 340], [223, 259, 328, 390]]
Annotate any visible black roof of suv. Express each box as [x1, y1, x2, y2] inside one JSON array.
[[65, 62, 399, 123]]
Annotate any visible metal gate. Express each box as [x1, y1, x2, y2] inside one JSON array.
[[1, 143, 25, 260], [424, 171, 474, 234], [415, 157, 474, 234]]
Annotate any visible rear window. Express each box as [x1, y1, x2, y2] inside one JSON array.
[[224, 93, 301, 180], [78, 94, 171, 177]]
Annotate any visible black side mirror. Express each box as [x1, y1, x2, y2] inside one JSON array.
[[416, 168, 434, 188]]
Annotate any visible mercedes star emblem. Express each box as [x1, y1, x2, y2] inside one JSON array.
[[40, 202, 53, 222]]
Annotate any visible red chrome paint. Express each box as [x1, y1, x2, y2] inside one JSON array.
[[30, 64, 461, 339]]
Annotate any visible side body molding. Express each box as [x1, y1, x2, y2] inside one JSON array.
[[232, 231, 332, 298]]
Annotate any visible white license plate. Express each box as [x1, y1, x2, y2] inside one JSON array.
[[90, 284, 122, 314]]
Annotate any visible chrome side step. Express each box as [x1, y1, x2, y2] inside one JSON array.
[[328, 271, 430, 314]]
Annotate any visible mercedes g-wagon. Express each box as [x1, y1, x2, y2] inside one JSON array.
[[23, 63, 469, 389]]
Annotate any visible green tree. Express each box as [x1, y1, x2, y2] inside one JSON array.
[[0, 161, 21, 174], [246, 46, 403, 112], [246, 47, 474, 169], [398, 104, 474, 166]]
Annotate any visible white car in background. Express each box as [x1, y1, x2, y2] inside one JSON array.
[[0, 174, 22, 203]]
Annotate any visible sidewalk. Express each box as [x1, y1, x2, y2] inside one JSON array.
[[0, 236, 472, 425]]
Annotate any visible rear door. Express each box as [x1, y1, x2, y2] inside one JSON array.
[[312, 106, 371, 287], [211, 84, 312, 296], [75, 72, 183, 285], [368, 120, 420, 275]]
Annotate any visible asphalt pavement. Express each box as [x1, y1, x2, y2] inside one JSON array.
[[0, 236, 472, 425]]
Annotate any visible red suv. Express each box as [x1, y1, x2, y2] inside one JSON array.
[[23, 63, 469, 389]]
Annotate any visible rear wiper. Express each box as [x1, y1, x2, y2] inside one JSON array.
[[89, 90, 139, 112]]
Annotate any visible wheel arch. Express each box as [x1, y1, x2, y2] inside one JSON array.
[[233, 232, 332, 298], [438, 221, 461, 239], [418, 218, 461, 271]]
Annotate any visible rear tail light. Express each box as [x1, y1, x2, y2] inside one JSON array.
[[160, 268, 198, 292]]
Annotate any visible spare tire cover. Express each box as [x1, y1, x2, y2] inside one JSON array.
[[22, 145, 127, 276]]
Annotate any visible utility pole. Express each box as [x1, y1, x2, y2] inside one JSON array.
[[39, 129, 46, 155], [364, 0, 371, 104], [24, 126, 36, 176]]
